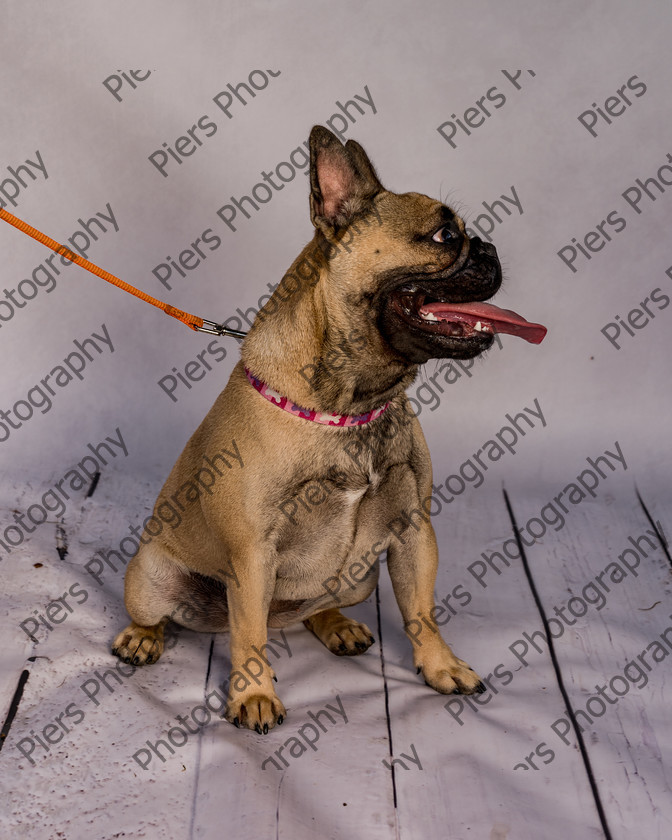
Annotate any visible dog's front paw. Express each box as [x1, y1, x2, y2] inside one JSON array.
[[417, 649, 485, 695], [224, 690, 287, 734], [112, 621, 165, 665]]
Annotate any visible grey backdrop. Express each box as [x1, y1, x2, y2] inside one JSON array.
[[1, 0, 669, 494]]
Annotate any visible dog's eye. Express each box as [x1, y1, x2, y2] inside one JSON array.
[[432, 224, 456, 243]]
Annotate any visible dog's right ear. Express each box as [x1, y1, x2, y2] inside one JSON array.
[[309, 125, 383, 233]]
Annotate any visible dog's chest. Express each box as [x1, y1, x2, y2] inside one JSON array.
[[271, 461, 410, 598], [275, 465, 381, 534]]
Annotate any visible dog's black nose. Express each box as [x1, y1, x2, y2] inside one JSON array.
[[469, 236, 497, 256]]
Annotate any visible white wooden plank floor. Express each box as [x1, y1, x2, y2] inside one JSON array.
[[1, 471, 670, 839]]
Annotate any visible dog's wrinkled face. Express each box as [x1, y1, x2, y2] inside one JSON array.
[[370, 194, 502, 364]]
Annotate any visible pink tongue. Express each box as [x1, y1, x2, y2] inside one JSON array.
[[420, 301, 547, 344]]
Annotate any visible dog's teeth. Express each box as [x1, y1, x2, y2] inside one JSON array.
[[421, 311, 438, 321], [474, 321, 483, 332]]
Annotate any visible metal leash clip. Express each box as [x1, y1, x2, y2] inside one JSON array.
[[196, 319, 248, 339]]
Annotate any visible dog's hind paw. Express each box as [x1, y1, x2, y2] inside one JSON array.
[[304, 609, 375, 656], [112, 621, 165, 665]]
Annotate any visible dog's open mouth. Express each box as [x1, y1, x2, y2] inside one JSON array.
[[391, 290, 547, 345]]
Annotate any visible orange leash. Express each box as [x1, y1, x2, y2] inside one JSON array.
[[0, 207, 246, 338]]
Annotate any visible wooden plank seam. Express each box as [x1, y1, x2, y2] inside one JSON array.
[[502, 487, 614, 840]]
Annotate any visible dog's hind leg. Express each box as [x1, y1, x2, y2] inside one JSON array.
[[113, 542, 233, 664], [304, 608, 375, 656], [112, 542, 228, 666], [111, 543, 179, 665]]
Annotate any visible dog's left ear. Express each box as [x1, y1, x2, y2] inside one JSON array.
[[309, 125, 383, 233]]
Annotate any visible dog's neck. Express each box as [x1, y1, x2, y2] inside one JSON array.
[[241, 242, 417, 416], [243, 367, 392, 425]]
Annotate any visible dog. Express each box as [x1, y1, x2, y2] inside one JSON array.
[[112, 125, 546, 733]]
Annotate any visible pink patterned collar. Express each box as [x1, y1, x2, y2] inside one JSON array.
[[245, 367, 389, 426]]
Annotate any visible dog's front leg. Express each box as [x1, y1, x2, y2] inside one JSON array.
[[387, 521, 485, 696], [223, 558, 286, 733]]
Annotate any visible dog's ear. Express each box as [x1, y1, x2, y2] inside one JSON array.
[[309, 126, 383, 232]]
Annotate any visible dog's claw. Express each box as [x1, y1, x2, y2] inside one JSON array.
[[475, 681, 487, 694], [255, 723, 262, 734], [273, 674, 278, 682], [233, 717, 240, 728], [278, 715, 284, 725], [263, 723, 269, 734], [417, 666, 422, 674]]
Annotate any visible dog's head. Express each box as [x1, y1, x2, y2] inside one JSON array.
[[308, 126, 543, 367], [243, 127, 544, 413]]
